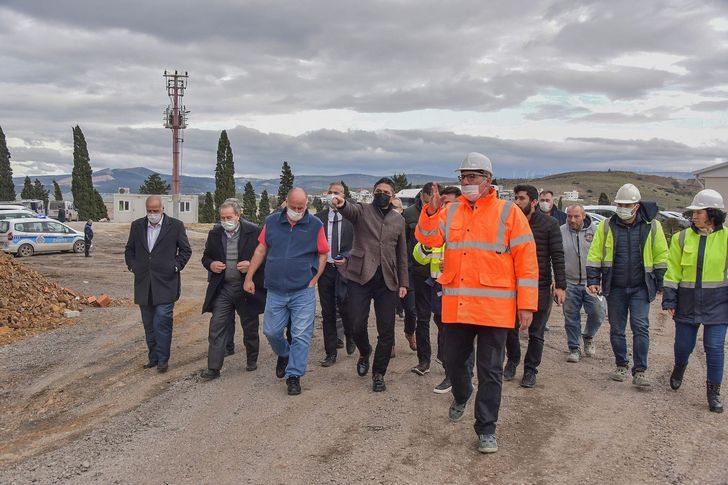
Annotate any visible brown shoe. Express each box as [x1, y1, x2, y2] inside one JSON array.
[[405, 332, 417, 351]]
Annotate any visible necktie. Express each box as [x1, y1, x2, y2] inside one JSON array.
[[331, 216, 340, 259]]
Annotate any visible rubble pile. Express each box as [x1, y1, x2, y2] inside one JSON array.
[[0, 252, 84, 344]]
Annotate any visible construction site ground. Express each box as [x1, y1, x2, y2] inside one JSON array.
[[0, 222, 725, 484]]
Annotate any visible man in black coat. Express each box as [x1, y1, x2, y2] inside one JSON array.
[[506, 185, 566, 388], [200, 199, 266, 379], [538, 189, 567, 225], [84, 220, 93, 257], [124, 195, 192, 373], [315, 182, 355, 366]]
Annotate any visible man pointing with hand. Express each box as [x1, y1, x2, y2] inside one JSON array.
[[415, 153, 538, 454]]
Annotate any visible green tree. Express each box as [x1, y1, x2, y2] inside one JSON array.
[[93, 189, 108, 219], [52, 180, 63, 201], [557, 196, 563, 211], [258, 189, 271, 220], [214, 130, 235, 210], [20, 176, 33, 199], [391, 173, 411, 192], [139, 173, 171, 194], [33, 179, 49, 210], [312, 197, 324, 212], [71, 125, 101, 220], [340, 180, 351, 201], [598, 192, 610, 205], [199, 191, 216, 223], [276, 161, 295, 203], [242, 182, 258, 223], [0, 126, 15, 201]]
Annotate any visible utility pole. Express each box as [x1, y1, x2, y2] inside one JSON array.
[[163, 70, 189, 219]]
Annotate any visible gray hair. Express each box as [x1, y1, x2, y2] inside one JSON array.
[[565, 204, 585, 214], [219, 198, 241, 215]]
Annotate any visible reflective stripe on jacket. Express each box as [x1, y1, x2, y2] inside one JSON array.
[[415, 188, 538, 328], [413, 242, 444, 279], [662, 226, 728, 325], [586, 215, 669, 302]]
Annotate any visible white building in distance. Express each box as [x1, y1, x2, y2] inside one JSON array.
[[112, 192, 199, 224]]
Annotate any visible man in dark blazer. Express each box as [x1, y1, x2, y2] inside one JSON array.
[[331, 177, 409, 392], [124, 195, 192, 373], [315, 182, 355, 367], [200, 199, 266, 379]]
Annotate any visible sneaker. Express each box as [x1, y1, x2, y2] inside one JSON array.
[[567, 350, 581, 363], [449, 397, 470, 422], [411, 362, 431, 376], [632, 371, 651, 388], [433, 377, 452, 394], [583, 337, 596, 357], [520, 370, 537, 388], [405, 332, 417, 351], [478, 433, 498, 454], [286, 376, 301, 395], [372, 373, 386, 392], [503, 359, 518, 381], [611, 366, 629, 382]]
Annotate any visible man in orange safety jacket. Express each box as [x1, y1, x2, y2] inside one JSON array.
[[416, 152, 538, 454]]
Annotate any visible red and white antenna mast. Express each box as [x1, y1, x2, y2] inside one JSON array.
[[163, 70, 189, 218]]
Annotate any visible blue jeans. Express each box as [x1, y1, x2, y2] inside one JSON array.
[[563, 283, 605, 351], [606, 286, 650, 372], [263, 287, 316, 378], [674, 322, 727, 385], [139, 303, 175, 364]]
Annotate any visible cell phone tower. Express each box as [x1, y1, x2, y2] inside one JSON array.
[[163, 70, 189, 219]]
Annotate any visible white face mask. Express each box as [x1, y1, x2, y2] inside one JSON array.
[[221, 220, 238, 232], [616, 206, 636, 220], [461, 184, 484, 202], [539, 201, 552, 212], [287, 208, 305, 222], [147, 212, 162, 225], [325, 194, 335, 207]]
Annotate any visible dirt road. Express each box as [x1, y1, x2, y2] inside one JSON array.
[[1, 222, 725, 484]]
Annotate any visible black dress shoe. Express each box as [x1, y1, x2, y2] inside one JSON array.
[[246, 362, 258, 372], [357, 354, 370, 376], [320, 355, 337, 367], [336, 338, 345, 349], [143, 360, 159, 369], [157, 362, 169, 373], [225, 348, 235, 356], [276, 356, 289, 379], [372, 373, 386, 392], [346, 337, 356, 355], [200, 368, 220, 380], [287, 376, 301, 395]]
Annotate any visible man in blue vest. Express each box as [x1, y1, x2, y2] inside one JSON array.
[[244, 188, 329, 395]]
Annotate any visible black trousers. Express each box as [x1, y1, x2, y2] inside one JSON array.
[[347, 268, 397, 375], [444, 323, 508, 435], [318, 264, 352, 357], [413, 273, 432, 364], [84, 237, 91, 256], [402, 270, 416, 334], [208, 283, 260, 370], [505, 287, 551, 373]]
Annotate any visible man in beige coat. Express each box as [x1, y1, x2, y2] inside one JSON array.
[[331, 177, 409, 392]]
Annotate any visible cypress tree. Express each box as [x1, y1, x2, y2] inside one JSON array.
[[312, 197, 324, 212], [21, 176, 33, 199], [139, 173, 171, 194], [242, 182, 258, 223], [258, 189, 271, 220], [276, 161, 295, 203], [340, 180, 351, 201], [0, 126, 15, 201], [200, 191, 216, 223], [33, 179, 49, 209], [214, 130, 235, 210], [71, 125, 97, 220], [391, 173, 410, 192], [53, 180, 63, 201], [93, 189, 108, 220]]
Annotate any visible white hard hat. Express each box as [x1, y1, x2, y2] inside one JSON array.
[[614, 183, 641, 204], [456, 152, 493, 175], [686, 189, 725, 210]]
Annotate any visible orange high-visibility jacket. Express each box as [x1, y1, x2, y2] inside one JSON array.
[[416, 188, 538, 328]]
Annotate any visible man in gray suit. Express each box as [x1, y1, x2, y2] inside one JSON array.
[[331, 177, 409, 392]]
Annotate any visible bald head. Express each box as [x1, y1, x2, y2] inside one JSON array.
[[145, 195, 163, 212], [286, 188, 308, 213]]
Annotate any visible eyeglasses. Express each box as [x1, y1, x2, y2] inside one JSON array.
[[458, 173, 490, 183]]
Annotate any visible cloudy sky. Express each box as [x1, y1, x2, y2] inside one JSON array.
[[2, 0, 727, 179]]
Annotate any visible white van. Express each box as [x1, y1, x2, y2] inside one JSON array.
[[2, 217, 85, 257], [49, 200, 78, 221]]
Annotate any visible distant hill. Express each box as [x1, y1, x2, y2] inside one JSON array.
[[12, 168, 454, 197], [499, 170, 702, 210]]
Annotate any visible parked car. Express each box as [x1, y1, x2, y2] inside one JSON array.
[[582, 205, 617, 218], [585, 211, 608, 224], [0, 209, 38, 221], [657, 210, 691, 229], [2, 217, 85, 257]]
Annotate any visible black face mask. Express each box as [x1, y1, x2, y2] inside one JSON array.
[[373, 193, 391, 207]]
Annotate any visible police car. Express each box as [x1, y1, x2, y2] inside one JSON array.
[[2, 217, 85, 257]]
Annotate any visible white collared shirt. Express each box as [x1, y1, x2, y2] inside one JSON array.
[[326, 210, 342, 263], [147, 214, 164, 251]]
